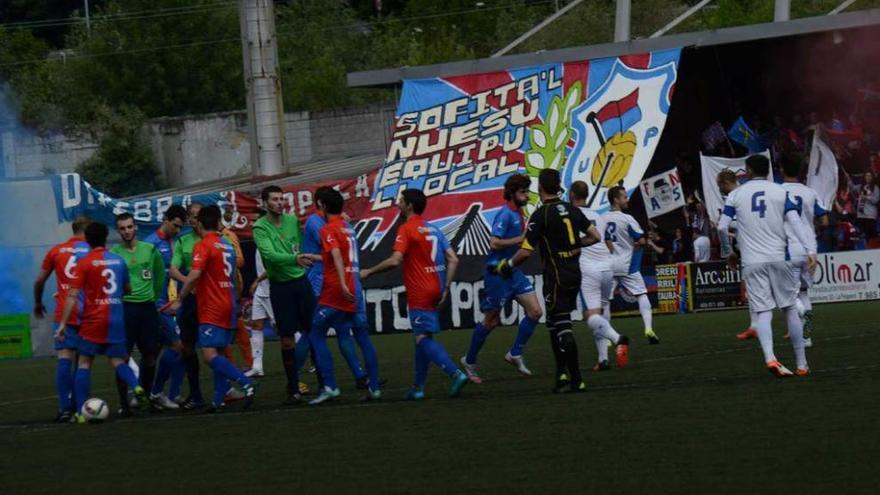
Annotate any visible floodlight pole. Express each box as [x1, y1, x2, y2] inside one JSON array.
[[774, 0, 790, 22], [614, 0, 631, 42], [829, 0, 857, 15], [491, 0, 585, 58], [650, 0, 714, 38]]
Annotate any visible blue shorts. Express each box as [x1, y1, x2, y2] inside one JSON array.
[[158, 310, 181, 345], [269, 277, 317, 338], [409, 309, 441, 335], [197, 324, 233, 349], [77, 339, 128, 358], [312, 305, 354, 334], [307, 269, 323, 298], [54, 323, 80, 351], [480, 269, 535, 312]]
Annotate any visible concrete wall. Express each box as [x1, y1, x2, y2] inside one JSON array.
[[1, 103, 396, 187]]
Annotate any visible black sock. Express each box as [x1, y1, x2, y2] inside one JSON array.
[[547, 324, 566, 377], [282, 348, 298, 394], [116, 375, 128, 410], [140, 359, 156, 396], [184, 352, 202, 400], [557, 329, 582, 384], [308, 346, 324, 390]]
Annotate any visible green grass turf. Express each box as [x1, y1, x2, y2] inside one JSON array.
[[1, 302, 878, 494]]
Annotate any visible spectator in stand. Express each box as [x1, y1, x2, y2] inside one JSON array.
[[857, 171, 879, 240], [693, 230, 711, 263], [834, 175, 855, 218], [672, 227, 687, 262]]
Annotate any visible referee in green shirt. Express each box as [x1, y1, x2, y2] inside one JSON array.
[[111, 213, 167, 414], [253, 185, 317, 404]]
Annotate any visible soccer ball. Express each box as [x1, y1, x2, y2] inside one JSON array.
[[81, 398, 110, 422]]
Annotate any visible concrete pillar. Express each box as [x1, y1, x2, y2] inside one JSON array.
[[774, 0, 790, 22], [615, 0, 631, 42]]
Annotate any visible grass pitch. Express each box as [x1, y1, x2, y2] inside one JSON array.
[[1, 302, 878, 494]]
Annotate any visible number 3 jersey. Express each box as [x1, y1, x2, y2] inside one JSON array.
[[69, 247, 129, 344], [722, 179, 798, 266], [393, 214, 451, 311], [318, 216, 362, 313], [192, 232, 238, 329]]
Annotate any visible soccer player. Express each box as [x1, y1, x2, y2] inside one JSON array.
[[144, 205, 188, 406], [55, 222, 147, 423], [569, 181, 629, 371], [167, 205, 255, 411], [307, 189, 381, 404], [168, 203, 206, 408], [247, 248, 271, 377], [461, 173, 542, 383], [360, 189, 469, 400], [780, 153, 828, 348], [603, 186, 661, 345], [500, 169, 601, 393], [303, 186, 369, 389], [717, 154, 817, 377], [33, 216, 91, 422], [110, 213, 170, 415], [253, 185, 317, 404]]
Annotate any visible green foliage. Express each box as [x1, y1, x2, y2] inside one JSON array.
[[76, 105, 162, 197]]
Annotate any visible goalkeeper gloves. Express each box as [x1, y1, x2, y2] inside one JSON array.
[[491, 258, 514, 279]]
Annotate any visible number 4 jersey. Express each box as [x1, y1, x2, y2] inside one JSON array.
[[192, 232, 239, 330], [722, 178, 798, 265], [70, 247, 129, 344]]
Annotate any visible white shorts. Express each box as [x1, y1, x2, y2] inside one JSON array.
[[251, 295, 274, 322], [743, 261, 798, 313], [788, 256, 812, 291], [611, 272, 647, 297], [580, 269, 613, 310]]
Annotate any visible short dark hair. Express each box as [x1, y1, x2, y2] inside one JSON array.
[[569, 180, 589, 201], [746, 154, 770, 177], [503, 174, 531, 201], [261, 185, 283, 202], [197, 205, 222, 231], [84, 222, 108, 248], [322, 189, 344, 215], [315, 186, 335, 208], [607, 186, 626, 205], [538, 169, 561, 195], [401, 189, 427, 215], [164, 205, 187, 223], [780, 153, 802, 178], [115, 212, 134, 225], [71, 215, 91, 235]]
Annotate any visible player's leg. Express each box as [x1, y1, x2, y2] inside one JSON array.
[[234, 318, 254, 371], [621, 273, 657, 344], [797, 259, 815, 347], [772, 262, 809, 374], [745, 264, 792, 376], [199, 326, 255, 411], [152, 311, 184, 405], [271, 280, 302, 400], [108, 344, 148, 414], [411, 310, 468, 398], [307, 306, 341, 404], [136, 304, 165, 408], [405, 334, 430, 401], [54, 324, 79, 422], [246, 315, 266, 377], [173, 294, 204, 408], [335, 326, 368, 387], [73, 350, 95, 422], [462, 270, 505, 380], [583, 270, 627, 369], [352, 313, 381, 400], [505, 271, 540, 373]]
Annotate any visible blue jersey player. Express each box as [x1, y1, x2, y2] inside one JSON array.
[[461, 174, 543, 383]]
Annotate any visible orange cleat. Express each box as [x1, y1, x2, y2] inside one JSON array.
[[615, 336, 630, 368], [737, 328, 757, 340], [795, 367, 810, 377], [766, 360, 794, 378]]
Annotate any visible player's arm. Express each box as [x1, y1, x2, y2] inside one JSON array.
[[506, 213, 543, 272], [151, 247, 166, 299], [785, 209, 818, 270], [32, 268, 51, 319], [168, 269, 202, 314], [490, 235, 523, 250], [360, 251, 403, 279], [253, 225, 298, 265], [54, 288, 80, 340], [438, 247, 459, 307], [329, 247, 354, 301]]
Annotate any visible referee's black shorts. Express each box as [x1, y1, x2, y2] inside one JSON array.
[[123, 301, 161, 356], [542, 268, 581, 316], [269, 277, 317, 338], [177, 294, 198, 344]]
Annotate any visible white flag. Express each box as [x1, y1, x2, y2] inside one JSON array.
[[807, 135, 838, 212], [700, 151, 773, 224], [640, 169, 685, 218]]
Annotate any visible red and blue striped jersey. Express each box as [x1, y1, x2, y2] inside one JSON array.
[[41, 237, 90, 324], [70, 248, 129, 344], [192, 232, 238, 329], [393, 215, 451, 311], [318, 216, 361, 313]]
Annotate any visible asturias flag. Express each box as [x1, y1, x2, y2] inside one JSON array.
[[727, 116, 765, 153]]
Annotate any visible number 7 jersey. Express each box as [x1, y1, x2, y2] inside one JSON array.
[[70, 247, 129, 344], [393, 214, 451, 311]]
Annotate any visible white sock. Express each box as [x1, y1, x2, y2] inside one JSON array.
[[250, 330, 264, 371], [637, 294, 653, 330], [128, 358, 140, 379], [587, 314, 620, 344], [595, 335, 609, 362], [785, 306, 807, 369], [798, 291, 812, 313], [602, 303, 611, 322], [755, 310, 776, 363], [794, 297, 806, 318], [749, 309, 759, 329]]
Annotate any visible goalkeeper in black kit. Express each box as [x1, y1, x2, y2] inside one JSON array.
[[494, 168, 601, 392]]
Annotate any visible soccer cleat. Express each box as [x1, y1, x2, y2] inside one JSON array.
[[449, 370, 469, 398], [242, 384, 255, 410], [403, 386, 425, 401], [615, 336, 630, 368], [244, 368, 264, 378], [552, 372, 571, 393], [224, 387, 245, 403], [179, 397, 207, 410], [207, 403, 227, 414], [459, 356, 483, 384], [804, 337, 813, 348], [504, 352, 533, 376], [795, 366, 810, 377], [55, 410, 74, 423], [298, 382, 311, 395], [133, 386, 150, 412], [116, 407, 133, 418], [283, 393, 303, 406], [74, 414, 87, 424], [128, 391, 139, 409], [592, 360, 610, 371], [355, 376, 369, 390], [645, 328, 660, 345], [308, 386, 341, 405], [737, 328, 757, 340], [564, 381, 587, 393], [766, 360, 794, 378], [150, 393, 180, 410], [361, 389, 382, 402]]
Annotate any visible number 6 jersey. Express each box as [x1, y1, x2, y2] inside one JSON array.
[[192, 231, 238, 329], [70, 247, 129, 344]]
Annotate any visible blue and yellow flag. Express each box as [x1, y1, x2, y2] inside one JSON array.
[[727, 116, 765, 153]]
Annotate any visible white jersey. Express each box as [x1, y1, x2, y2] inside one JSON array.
[[693, 235, 711, 262], [578, 206, 612, 272], [254, 250, 270, 298], [781, 182, 827, 258], [602, 210, 644, 275], [723, 179, 797, 265]]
